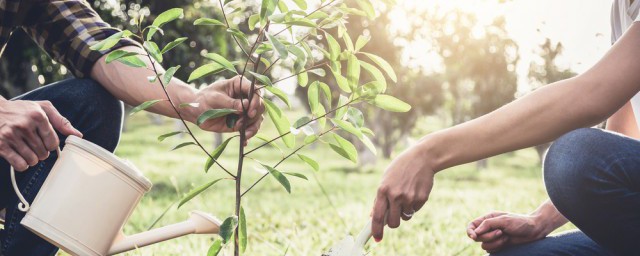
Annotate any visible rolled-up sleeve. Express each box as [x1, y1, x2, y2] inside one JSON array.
[[20, 0, 139, 78]]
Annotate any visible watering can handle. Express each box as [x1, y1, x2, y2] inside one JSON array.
[[10, 147, 61, 212]]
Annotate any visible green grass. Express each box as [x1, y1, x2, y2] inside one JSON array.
[[60, 114, 574, 255]]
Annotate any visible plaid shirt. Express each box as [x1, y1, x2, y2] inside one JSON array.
[[0, 0, 138, 78]]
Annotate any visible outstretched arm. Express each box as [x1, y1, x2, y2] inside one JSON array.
[[371, 23, 640, 241], [90, 46, 265, 140]]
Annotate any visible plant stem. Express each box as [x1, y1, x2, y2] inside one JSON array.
[[218, 0, 254, 63], [240, 127, 336, 197], [138, 31, 235, 178], [244, 98, 357, 156], [233, 20, 269, 256]]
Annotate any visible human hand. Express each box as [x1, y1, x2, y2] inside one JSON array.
[[371, 146, 435, 242], [467, 212, 549, 253], [191, 76, 264, 144], [0, 100, 82, 171]]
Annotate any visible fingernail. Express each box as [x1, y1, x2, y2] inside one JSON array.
[[374, 237, 382, 243], [250, 110, 257, 117]]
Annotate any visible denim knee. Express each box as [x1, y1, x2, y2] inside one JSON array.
[[50, 79, 124, 151], [543, 128, 603, 212]]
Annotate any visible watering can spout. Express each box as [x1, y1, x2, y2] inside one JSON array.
[[108, 211, 221, 255]]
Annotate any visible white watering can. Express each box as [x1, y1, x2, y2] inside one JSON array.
[[8, 135, 221, 256]]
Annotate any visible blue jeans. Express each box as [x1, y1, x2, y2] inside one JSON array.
[[492, 128, 640, 255], [0, 79, 123, 255]]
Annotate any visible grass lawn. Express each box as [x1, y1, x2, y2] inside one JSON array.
[[60, 114, 574, 256]]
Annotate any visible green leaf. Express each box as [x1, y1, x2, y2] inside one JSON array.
[[284, 172, 308, 180], [361, 127, 375, 136], [207, 239, 223, 256], [293, 116, 311, 129], [298, 71, 308, 87], [267, 33, 288, 59], [105, 50, 138, 64], [162, 65, 180, 85], [355, 35, 370, 52], [307, 68, 326, 77], [317, 82, 332, 109], [292, 0, 307, 9], [264, 99, 295, 148], [248, 71, 273, 87], [193, 18, 226, 26], [335, 95, 349, 119], [343, 32, 354, 52], [346, 53, 360, 90], [205, 53, 237, 74], [330, 134, 358, 163], [188, 63, 225, 82], [265, 86, 290, 108], [371, 94, 411, 112], [178, 178, 224, 208], [239, 207, 248, 252], [307, 11, 329, 20], [158, 131, 184, 142], [197, 109, 238, 125], [130, 100, 164, 116], [354, 35, 371, 52], [205, 136, 236, 172], [161, 37, 188, 54], [116, 55, 147, 68], [260, 0, 278, 22], [361, 52, 397, 82], [297, 154, 319, 171], [360, 60, 387, 90], [219, 216, 239, 244], [149, 8, 183, 39], [289, 45, 307, 72], [360, 135, 377, 155], [153, 8, 183, 27], [325, 33, 340, 61], [248, 14, 260, 30], [255, 133, 284, 153], [346, 108, 364, 127], [331, 68, 351, 93], [277, 0, 288, 12], [90, 31, 129, 51], [331, 119, 363, 138], [313, 104, 327, 130], [308, 81, 319, 113], [144, 41, 163, 63], [304, 134, 318, 144], [356, 0, 376, 19], [283, 18, 316, 28], [262, 164, 291, 193], [171, 142, 196, 151]]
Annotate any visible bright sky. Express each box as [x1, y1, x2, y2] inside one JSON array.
[[392, 0, 613, 92]]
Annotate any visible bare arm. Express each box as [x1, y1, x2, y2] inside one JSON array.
[[90, 46, 265, 139], [371, 23, 640, 241]]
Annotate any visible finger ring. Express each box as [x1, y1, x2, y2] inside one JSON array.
[[402, 210, 415, 218]]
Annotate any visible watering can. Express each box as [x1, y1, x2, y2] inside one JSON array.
[[8, 135, 221, 256]]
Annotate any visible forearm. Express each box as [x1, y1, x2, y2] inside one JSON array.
[[531, 200, 568, 236], [420, 77, 612, 171], [90, 46, 200, 123]]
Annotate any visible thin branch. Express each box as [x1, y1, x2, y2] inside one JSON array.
[[241, 127, 336, 197], [244, 98, 357, 156], [138, 30, 235, 178], [218, 0, 254, 62]]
